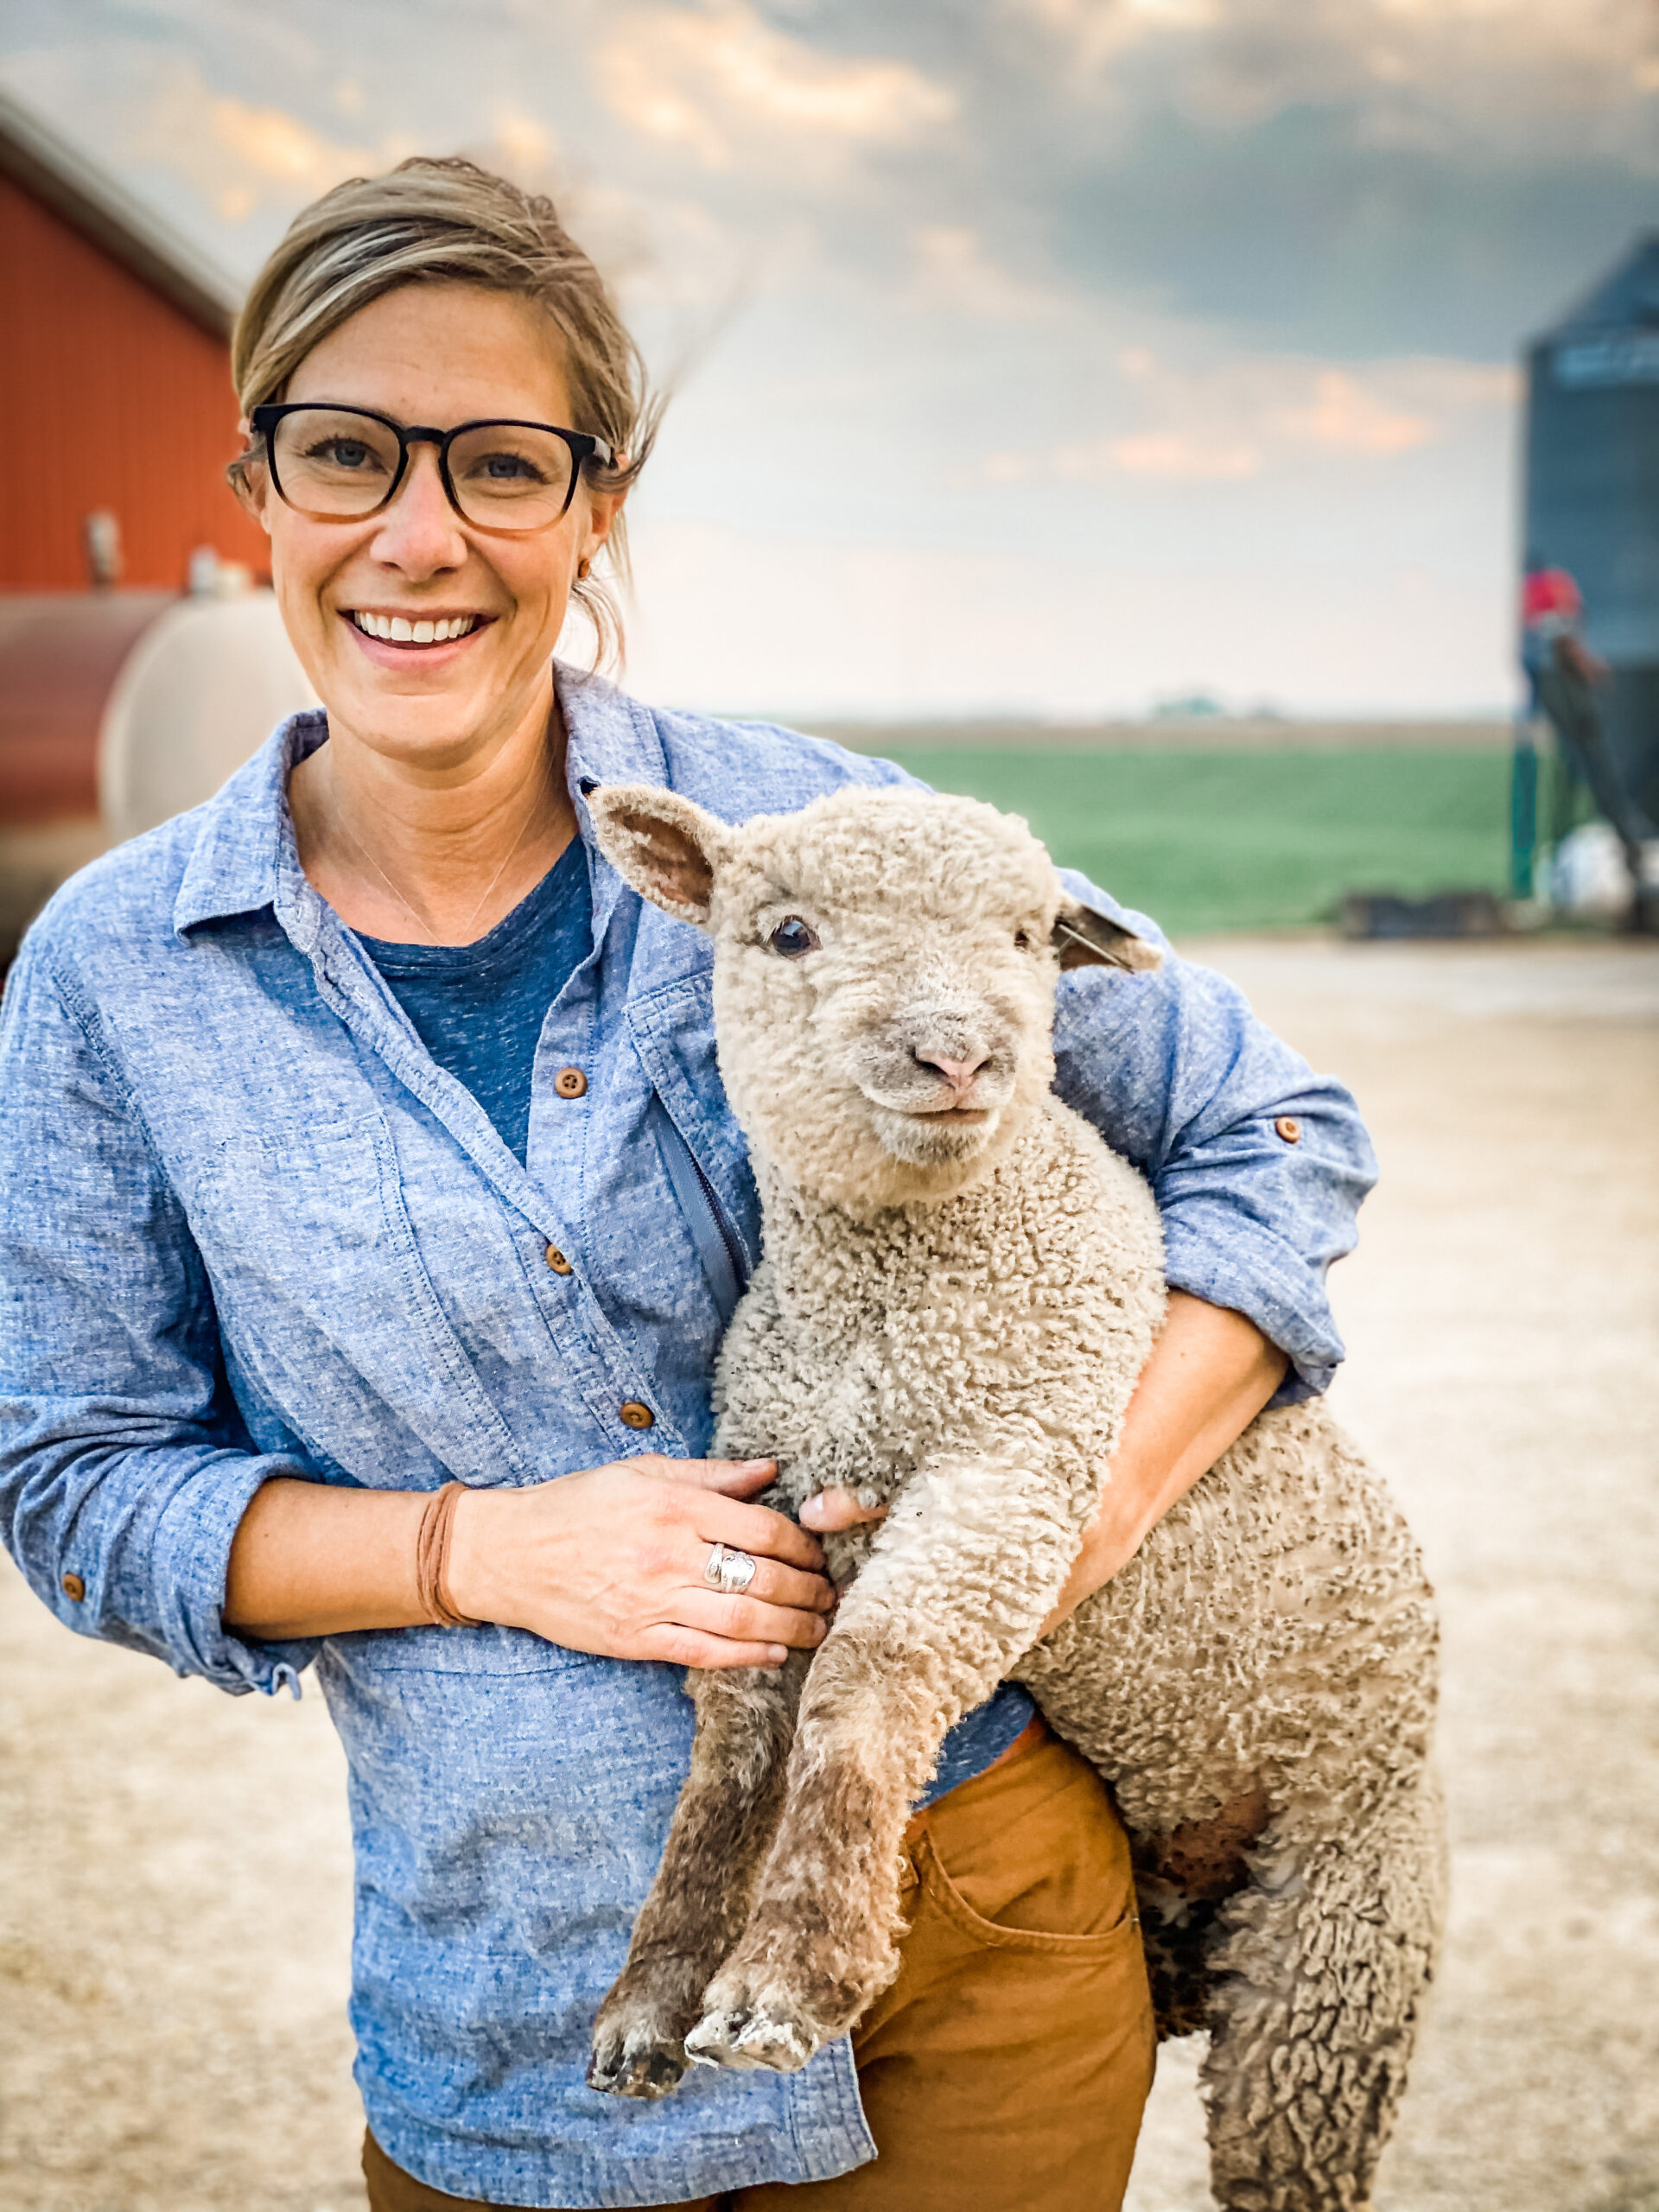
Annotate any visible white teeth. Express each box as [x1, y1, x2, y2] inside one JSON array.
[[353, 612, 479, 644]]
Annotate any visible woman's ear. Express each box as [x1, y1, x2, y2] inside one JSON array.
[[229, 423, 273, 535], [588, 785, 733, 928], [579, 456, 629, 575], [1052, 895, 1162, 973]]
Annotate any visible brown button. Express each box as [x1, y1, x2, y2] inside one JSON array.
[[544, 1243, 573, 1276], [619, 1401, 655, 1431], [1274, 1116, 1302, 1144], [554, 1067, 588, 1100], [60, 1572, 86, 1603]]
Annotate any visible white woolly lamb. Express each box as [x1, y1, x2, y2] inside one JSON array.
[[585, 782, 1442, 2212]]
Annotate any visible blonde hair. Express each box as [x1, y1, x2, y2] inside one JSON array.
[[229, 156, 658, 666]]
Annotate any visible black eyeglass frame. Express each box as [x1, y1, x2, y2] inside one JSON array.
[[247, 403, 616, 531]]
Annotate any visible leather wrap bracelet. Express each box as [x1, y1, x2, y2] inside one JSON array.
[[416, 1480, 482, 1629]]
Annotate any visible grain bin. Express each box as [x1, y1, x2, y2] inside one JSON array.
[[1522, 237, 1659, 829]]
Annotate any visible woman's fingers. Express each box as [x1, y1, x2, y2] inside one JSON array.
[[799, 1485, 889, 1534], [658, 1456, 779, 1497], [688, 1552, 832, 1614], [675, 1586, 829, 1649], [639, 1624, 791, 1671], [698, 1493, 826, 1573]]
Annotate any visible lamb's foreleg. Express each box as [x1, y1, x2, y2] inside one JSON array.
[[684, 1452, 1085, 2075], [588, 1654, 808, 2099], [1200, 1771, 1446, 2211]]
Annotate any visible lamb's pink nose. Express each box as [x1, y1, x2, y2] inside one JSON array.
[[916, 1051, 989, 1100]]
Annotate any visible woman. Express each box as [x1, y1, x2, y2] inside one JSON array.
[[0, 160, 1374, 2212]]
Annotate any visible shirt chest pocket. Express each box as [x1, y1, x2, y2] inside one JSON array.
[[626, 972, 760, 1286], [186, 1111, 525, 1487]]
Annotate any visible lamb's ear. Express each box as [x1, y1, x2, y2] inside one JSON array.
[[1052, 894, 1162, 973], [587, 785, 734, 930]]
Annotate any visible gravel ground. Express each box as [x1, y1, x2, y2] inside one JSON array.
[[3, 933, 1656, 2212]]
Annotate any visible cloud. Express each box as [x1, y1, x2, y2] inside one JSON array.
[[6, 47, 414, 228], [1275, 370, 1431, 454], [907, 223, 1065, 319], [594, 2, 956, 172], [981, 348, 1515, 483], [988, 0, 1659, 353], [1054, 429, 1263, 480], [1016, 0, 1659, 156]]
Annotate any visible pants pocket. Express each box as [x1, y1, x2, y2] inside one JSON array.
[[916, 1823, 1141, 1957], [914, 1733, 1142, 1954]]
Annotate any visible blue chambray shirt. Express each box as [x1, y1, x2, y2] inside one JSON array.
[[0, 673, 1376, 2209]]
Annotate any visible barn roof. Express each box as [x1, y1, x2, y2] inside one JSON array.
[[0, 81, 242, 340]]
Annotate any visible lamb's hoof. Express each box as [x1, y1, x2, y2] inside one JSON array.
[[684, 2002, 818, 2075], [586, 2024, 690, 2101]]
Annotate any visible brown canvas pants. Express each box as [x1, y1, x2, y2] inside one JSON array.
[[364, 1726, 1155, 2212]]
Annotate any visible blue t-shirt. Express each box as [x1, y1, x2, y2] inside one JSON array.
[[359, 837, 1035, 1796], [358, 836, 592, 1166]]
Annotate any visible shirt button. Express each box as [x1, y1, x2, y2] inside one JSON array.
[[60, 1572, 86, 1602], [1274, 1116, 1302, 1144], [554, 1067, 588, 1100], [619, 1401, 656, 1431], [544, 1243, 573, 1276]]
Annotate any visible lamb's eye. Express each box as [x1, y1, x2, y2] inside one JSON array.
[[1014, 928, 1033, 951], [769, 916, 820, 958]]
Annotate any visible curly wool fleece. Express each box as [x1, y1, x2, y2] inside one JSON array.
[[587, 784, 1442, 2212]]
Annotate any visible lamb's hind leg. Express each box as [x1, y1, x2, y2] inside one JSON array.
[[1201, 1773, 1446, 2211], [588, 1655, 806, 2100]]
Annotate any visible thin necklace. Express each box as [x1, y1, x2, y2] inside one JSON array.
[[330, 773, 548, 947]]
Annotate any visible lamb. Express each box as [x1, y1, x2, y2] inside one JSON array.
[[584, 781, 1443, 2212]]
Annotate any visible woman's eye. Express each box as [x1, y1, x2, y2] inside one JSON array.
[[309, 438, 375, 472], [471, 451, 545, 484], [768, 917, 820, 958]]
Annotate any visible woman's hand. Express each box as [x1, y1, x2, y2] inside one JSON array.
[[447, 1455, 836, 1670]]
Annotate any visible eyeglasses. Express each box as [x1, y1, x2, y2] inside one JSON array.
[[247, 403, 615, 532]]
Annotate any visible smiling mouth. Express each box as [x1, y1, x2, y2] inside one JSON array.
[[909, 1104, 991, 1124], [350, 611, 486, 645]]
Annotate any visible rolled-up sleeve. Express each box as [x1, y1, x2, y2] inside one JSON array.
[[1050, 872, 1376, 1401], [0, 944, 315, 1694]]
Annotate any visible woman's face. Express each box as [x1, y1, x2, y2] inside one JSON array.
[[239, 281, 625, 770]]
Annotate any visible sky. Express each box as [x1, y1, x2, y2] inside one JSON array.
[[4, 0, 1656, 718]]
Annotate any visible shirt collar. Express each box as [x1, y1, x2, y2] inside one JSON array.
[[173, 709, 326, 939], [172, 664, 670, 944], [557, 665, 670, 952]]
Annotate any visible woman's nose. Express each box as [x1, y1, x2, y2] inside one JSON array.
[[369, 448, 467, 569]]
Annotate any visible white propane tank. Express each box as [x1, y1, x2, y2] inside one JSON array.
[[99, 589, 314, 847]]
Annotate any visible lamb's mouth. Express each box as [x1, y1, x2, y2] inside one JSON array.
[[905, 1105, 992, 1127], [350, 611, 486, 645], [867, 1098, 1001, 1166]]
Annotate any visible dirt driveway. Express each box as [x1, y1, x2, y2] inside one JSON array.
[[3, 934, 1656, 2212]]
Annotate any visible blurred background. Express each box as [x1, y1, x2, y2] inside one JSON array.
[[1, 8, 1656, 2212], [3, 0, 1659, 945]]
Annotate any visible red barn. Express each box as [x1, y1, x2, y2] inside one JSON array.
[[0, 84, 265, 591], [0, 92, 313, 967]]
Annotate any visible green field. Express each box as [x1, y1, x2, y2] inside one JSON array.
[[875, 747, 1511, 936]]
